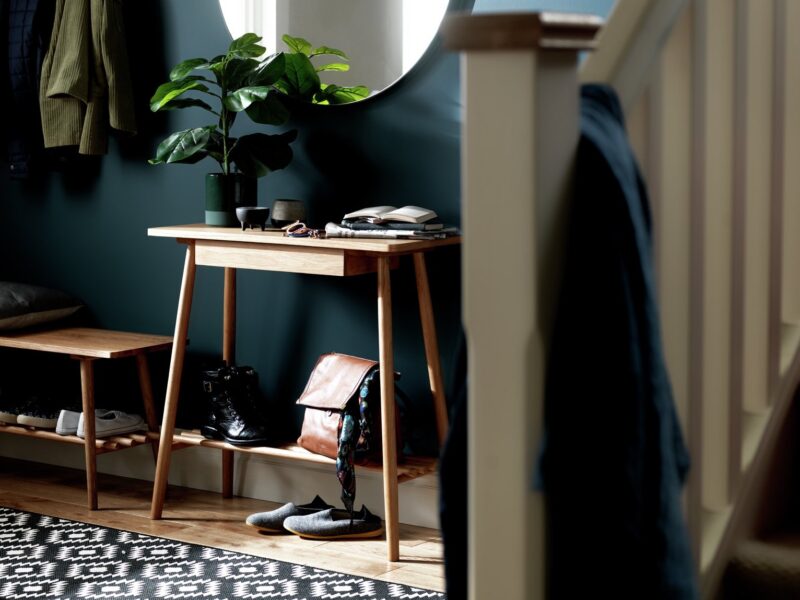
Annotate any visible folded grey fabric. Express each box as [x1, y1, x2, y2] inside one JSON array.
[[246, 495, 333, 533], [283, 505, 383, 540]]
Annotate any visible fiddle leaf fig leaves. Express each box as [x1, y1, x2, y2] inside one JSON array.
[[245, 92, 289, 125], [223, 86, 271, 112], [149, 36, 294, 177], [150, 30, 368, 179], [281, 53, 320, 101], [231, 130, 298, 178], [282, 34, 313, 56], [150, 76, 211, 111], [157, 98, 214, 113], [316, 63, 349, 73], [311, 46, 349, 60], [281, 35, 366, 105], [149, 127, 214, 165], [224, 57, 260, 89], [315, 84, 370, 105], [249, 53, 285, 86], [228, 33, 266, 58], [169, 58, 208, 81]]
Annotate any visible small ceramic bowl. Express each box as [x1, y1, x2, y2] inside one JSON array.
[[271, 199, 306, 227], [236, 206, 270, 231]]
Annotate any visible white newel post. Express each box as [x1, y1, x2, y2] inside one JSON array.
[[442, 13, 601, 600]]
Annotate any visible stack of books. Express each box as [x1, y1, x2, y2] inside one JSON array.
[[325, 205, 460, 239]]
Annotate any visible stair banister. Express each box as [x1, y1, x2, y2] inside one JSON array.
[[580, 0, 688, 112], [578, 0, 800, 595], [442, 13, 601, 600]]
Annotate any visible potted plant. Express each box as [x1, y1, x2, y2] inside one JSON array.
[[149, 33, 297, 226]]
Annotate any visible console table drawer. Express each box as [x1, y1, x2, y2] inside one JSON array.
[[195, 240, 388, 276]]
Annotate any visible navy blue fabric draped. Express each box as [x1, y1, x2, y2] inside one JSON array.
[[539, 84, 697, 599]]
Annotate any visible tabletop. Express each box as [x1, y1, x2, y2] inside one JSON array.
[[148, 224, 461, 255]]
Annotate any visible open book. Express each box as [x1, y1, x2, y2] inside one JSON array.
[[342, 205, 438, 224]]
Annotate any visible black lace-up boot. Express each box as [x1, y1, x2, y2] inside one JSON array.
[[200, 365, 271, 446]]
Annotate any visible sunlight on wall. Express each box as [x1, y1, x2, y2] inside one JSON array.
[[403, 0, 449, 72]]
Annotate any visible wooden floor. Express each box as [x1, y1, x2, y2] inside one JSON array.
[[0, 457, 446, 592]]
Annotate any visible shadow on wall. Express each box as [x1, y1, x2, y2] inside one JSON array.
[[302, 128, 382, 225], [118, 0, 168, 162]]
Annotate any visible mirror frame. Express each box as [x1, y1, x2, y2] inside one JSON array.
[[218, 0, 476, 111]]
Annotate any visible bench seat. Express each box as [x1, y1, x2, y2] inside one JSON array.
[[0, 326, 173, 509]]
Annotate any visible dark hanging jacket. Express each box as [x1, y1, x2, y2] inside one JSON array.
[[539, 84, 698, 599], [5, 0, 54, 178]]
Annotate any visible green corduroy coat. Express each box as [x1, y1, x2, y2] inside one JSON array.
[[39, 0, 136, 155]]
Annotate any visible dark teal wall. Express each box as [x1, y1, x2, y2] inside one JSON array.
[[0, 0, 463, 453]]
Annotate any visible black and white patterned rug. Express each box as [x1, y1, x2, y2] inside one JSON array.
[[0, 507, 446, 599]]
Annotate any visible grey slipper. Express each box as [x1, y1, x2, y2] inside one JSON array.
[[246, 495, 333, 533], [283, 505, 384, 540]]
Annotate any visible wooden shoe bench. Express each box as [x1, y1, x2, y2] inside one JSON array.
[[0, 327, 173, 509]]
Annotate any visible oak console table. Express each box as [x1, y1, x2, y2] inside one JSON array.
[[147, 224, 459, 561]]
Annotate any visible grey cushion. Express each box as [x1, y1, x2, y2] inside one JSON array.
[[0, 282, 83, 331]]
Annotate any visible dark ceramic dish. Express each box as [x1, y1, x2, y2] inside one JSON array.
[[236, 206, 270, 231]]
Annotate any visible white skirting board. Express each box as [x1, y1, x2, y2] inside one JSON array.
[[0, 437, 441, 529]]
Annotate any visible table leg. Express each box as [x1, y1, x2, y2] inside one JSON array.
[[377, 256, 400, 562], [151, 243, 197, 519], [223, 268, 237, 362], [413, 253, 450, 447], [135, 354, 159, 462], [221, 267, 236, 498], [79, 358, 98, 510]]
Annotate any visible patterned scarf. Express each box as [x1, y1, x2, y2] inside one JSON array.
[[336, 369, 379, 519]]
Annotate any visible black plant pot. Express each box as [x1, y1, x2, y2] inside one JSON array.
[[205, 173, 257, 227]]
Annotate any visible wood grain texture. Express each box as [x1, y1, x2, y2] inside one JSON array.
[[222, 267, 236, 499], [413, 253, 449, 446], [377, 257, 400, 562], [164, 433, 437, 481], [0, 423, 156, 450], [0, 327, 173, 358], [148, 228, 452, 563], [223, 268, 237, 365], [151, 244, 197, 520], [135, 354, 159, 463], [79, 359, 97, 510], [441, 12, 602, 51], [149, 224, 460, 255], [0, 457, 445, 592], [195, 240, 379, 277]]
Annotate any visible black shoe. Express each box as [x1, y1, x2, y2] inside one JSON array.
[[16, 395, 62, 429], [201, 365, 271, 446], [0, 388, 22, 425]]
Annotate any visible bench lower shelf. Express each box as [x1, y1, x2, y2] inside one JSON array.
[[0, 423, 438, 484], [0, 422, 158, 454], [169, 429, 438, 484]]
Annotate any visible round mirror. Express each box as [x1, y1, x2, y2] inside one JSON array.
[[219, 0, 451, 103]]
